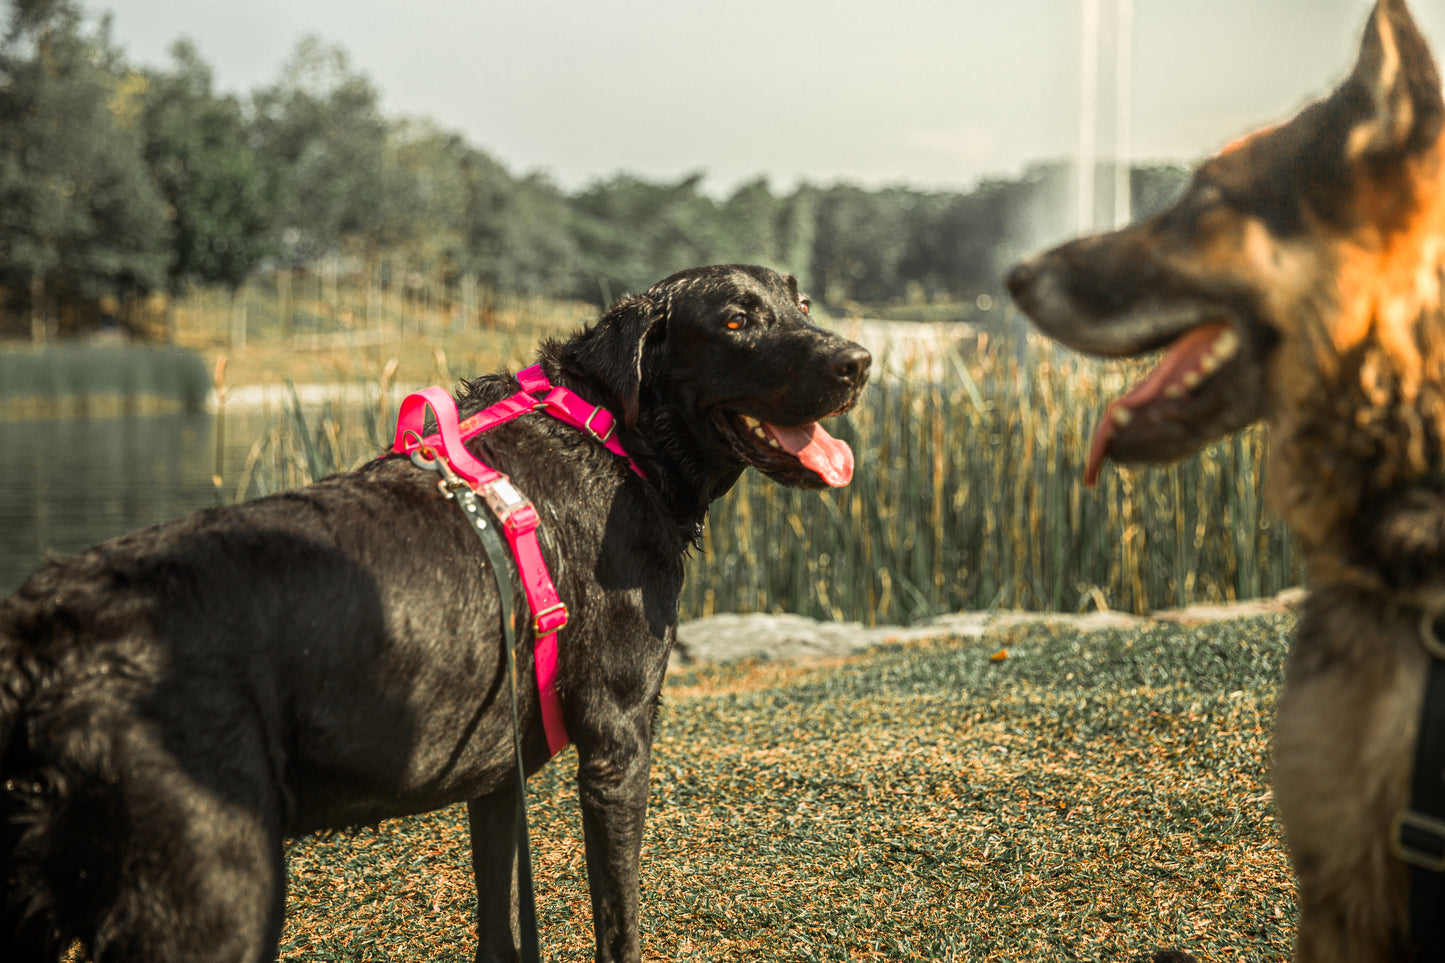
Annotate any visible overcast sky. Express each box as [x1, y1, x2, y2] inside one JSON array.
[[93, 0, 1445, 196]]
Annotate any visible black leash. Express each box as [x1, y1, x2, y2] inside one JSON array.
[[1394, 611, 1445, 962], [415, 448, 543, 963]]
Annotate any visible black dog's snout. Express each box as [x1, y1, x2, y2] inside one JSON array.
[[832, 344, 872, 387], [1005, 259, 1037, 299]]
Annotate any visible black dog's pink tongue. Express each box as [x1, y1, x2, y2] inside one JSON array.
[[765, 422, 855, 486]]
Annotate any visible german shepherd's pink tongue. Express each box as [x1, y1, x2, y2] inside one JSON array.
[[765, 422, 855, 486], [1085, 321, 1231, 487]]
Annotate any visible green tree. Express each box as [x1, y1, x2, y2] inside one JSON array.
[[249, 37, 400, 262], [808, 185, 916, 306], [0, 0, 167, 340], [140, 39, 274, 304], [570, 172, 723, 301]]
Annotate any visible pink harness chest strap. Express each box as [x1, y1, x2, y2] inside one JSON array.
[[390, 368, 641, 758]]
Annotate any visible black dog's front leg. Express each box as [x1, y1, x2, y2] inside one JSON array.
[[469, 785, 522, 963], [576, 727, 654, 963]]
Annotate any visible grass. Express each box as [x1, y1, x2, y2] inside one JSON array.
[[172, 275, 595, 392], [7, 278, 1301, 624], [216, 318, 1300, 625], [279, 612, 1297, 962], [0, 343, 212, 416]]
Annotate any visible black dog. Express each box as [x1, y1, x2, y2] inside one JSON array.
[[0, 264, 870, 963]]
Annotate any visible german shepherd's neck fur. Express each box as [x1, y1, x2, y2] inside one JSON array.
[[1264, 3, 1445, 602]]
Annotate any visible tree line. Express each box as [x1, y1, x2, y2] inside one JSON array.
[[0, 0, 1189, 341]]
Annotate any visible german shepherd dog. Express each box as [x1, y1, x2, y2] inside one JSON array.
[[0, 264, 870, 963], [1009, 1, 1445, 959]]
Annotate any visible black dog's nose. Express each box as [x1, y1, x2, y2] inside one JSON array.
[[1005, 259, 1037, 300], [832, 344, 872, 386]]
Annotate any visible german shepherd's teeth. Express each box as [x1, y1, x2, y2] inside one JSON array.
[[1212, 328, 1241, 361], [1199, 353, 1222, 375], [741, 415, 761, 430], [1182, 370, 1203, 390], [753, 426, 769, 442], [1112, 407, 1134, 427], [1165, 384, 1186, 400]]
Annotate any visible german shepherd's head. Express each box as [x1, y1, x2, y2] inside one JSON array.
[[1008, 0, 1445, 588]]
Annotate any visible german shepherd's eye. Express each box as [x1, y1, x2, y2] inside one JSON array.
[[725, 312, 747, 330], [800, 298, 811, 316]]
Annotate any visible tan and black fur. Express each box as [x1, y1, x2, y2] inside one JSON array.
[[1009, 2, 1445, 959]]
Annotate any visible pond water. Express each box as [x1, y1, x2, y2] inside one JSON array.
[[0, 409, 283, 594]]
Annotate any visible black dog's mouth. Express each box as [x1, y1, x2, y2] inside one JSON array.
[[713, 403, 857, 489], [1085, 316, 1263, 485]]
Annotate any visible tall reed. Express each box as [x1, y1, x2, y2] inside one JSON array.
[[684, 331, 1297, 623], [241, 325, 1300, 624]]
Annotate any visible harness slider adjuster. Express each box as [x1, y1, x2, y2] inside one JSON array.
[[583, 406, 615, 443], [534, 602, 569, 635], [481, 478, 540, 537], [1393, 809, 1445, 872]]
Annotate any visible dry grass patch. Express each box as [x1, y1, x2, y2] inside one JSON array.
[[279, 613, 1297, 961]]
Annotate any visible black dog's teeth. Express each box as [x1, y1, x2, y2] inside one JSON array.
[[738, 414, 781, 451]]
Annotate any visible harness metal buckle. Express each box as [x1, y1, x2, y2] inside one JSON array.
[[1393, 809, 1445, 872], [408, 442, 437, 470], [583, 406, 615, 444], [533, 602, 569, 635]]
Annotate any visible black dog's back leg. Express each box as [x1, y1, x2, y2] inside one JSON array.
[[468, 785, 521, 963], [14, 713, 290, 963], [84, 781, 287, 963]]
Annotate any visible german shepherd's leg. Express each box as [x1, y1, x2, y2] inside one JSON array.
[[468, 785, 522, 963], [576, 719, 654, 963], [1273, 648, 1417, 963]]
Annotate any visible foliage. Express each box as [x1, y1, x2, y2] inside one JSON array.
[[139, 39, 274, 293], [248, 37, 402, 264], [0, 0, 1193, 339], [0, 0, 167, 330]]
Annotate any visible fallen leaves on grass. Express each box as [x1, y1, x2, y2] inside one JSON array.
[[281, 614, 1297, 962]]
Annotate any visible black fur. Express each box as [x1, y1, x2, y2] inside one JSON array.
[[0, 264, 870, 963]]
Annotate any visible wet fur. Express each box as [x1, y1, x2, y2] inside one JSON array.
[[1009, 2, 1445, 959], [0, 264, 870, 963]]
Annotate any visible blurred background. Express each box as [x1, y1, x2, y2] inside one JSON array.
[[2, 0, 1433, 620]]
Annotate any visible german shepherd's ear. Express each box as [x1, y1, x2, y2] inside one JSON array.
[[574, 293, 664, 430], [1346, 0, 1444, 162]]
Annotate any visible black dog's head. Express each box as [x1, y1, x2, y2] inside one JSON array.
[[552, 264, 871, 495]]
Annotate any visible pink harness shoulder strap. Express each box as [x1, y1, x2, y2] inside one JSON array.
[[390, 367, 641, 758]]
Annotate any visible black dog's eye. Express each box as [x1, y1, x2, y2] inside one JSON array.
[[800, 299, 811, 315], [725, 312, 747, 330]]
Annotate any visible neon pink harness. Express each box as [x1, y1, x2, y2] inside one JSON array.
[[391, 364, 644, 757]]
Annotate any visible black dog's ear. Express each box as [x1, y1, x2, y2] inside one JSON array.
[[573, 293, 664, 430]]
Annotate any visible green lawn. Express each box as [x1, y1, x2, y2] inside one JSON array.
[[281, 614, 1297, 962]]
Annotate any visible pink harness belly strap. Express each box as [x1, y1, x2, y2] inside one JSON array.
[[390, 367, 642, 758]]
